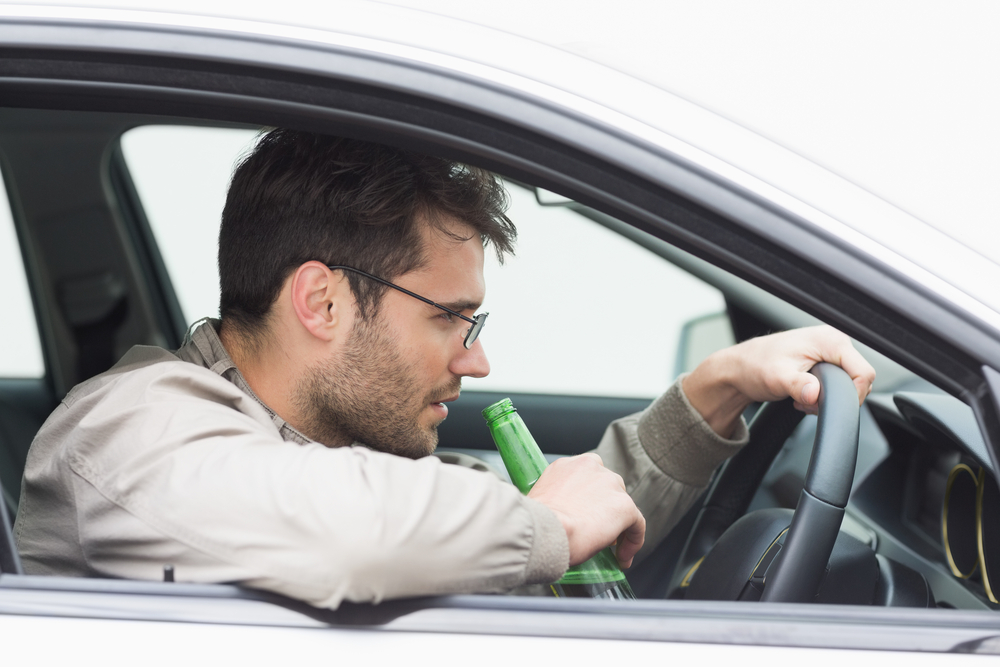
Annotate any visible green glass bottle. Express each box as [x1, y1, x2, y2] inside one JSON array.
[[482, 398, 636, 600]]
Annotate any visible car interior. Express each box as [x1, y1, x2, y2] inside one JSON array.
[[0, 102, 999, 622]]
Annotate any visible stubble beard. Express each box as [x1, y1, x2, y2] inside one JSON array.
[[294, 314, 460, 459]]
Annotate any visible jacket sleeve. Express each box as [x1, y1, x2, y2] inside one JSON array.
[[22, 361, 569, 608], [595, 375, 748, 563]]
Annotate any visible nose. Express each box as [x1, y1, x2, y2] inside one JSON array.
[[449, 337, 490, 378]]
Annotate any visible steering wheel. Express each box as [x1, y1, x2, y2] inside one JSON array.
[[669, 363, 860, 602]]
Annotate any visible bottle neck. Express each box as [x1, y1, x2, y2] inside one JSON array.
[[482, 398, 516, 424], [483, 399, 549, 494]]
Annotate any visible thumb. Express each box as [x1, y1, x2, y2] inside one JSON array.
[[615, 514, 645, 568], [793, 373, 821, 407]]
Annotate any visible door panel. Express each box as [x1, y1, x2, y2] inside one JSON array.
[[437, 390, 649, 455]]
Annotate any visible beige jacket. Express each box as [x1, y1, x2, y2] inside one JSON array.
[[15, 320, 747, 607]]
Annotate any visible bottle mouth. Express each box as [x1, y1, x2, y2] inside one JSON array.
[[481, 397, 516, 423]]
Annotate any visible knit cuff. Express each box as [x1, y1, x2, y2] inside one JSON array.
[[637, 375, 749, 486], [521, 497, 570, 584]]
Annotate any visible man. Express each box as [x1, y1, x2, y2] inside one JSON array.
[[14, 130, 875, 608]]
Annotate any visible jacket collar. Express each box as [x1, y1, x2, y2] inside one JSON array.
[[179, 318, 312, 445]]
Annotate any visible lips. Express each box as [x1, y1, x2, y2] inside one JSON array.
[[429, 394, 459, 418]]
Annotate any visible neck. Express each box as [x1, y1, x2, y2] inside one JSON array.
[[218, 320, 353, 447], [219, 321, 296, 423]]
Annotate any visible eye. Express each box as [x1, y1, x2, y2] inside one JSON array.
[[439, 312, 455, 323]]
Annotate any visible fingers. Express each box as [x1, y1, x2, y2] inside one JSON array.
[[528, 454, 642, 567], [788, 332, 875, 412], [814, 326, 877, 405], [615, 510, 646, 568], [791, 373, 821, 407], [792, 400, 819, 415], [841, 351, 876, 405]]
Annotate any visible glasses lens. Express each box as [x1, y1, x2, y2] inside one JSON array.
[[464, 312, 488, 349]]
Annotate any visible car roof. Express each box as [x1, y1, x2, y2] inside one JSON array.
[[380, 2, 999, 266], [2, 1, 999, 332]]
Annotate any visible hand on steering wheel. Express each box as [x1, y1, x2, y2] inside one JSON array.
[[672, 363, 860, 603]]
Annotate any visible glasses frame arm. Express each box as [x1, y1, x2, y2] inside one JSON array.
[[326, 265, 477, 326]]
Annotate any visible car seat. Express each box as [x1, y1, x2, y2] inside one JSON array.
[[0, 468, 22, 574], [0, 397, 44, 519]]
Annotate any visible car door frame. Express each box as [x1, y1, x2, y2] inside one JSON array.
[[1, 8, 1000, 653]]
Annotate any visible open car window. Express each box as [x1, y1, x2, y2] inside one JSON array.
[[121, 125, 729, 399]]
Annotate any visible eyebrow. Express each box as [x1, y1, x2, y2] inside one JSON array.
[[437, 300, 481, 314]]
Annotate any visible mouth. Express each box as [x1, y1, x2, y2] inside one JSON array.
[[429, 394, 460, 418]]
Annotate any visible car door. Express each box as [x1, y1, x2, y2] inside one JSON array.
[[3, 6, 1000, 661]]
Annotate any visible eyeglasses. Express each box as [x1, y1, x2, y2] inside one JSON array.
[[327, 265, 488, 349]]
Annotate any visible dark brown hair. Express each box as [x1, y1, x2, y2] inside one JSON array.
[[218, 130, 515, 341]]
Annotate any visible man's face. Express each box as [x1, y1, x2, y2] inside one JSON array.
[[296, 217, 490, 458]]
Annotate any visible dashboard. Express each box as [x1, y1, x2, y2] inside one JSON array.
[[854, 392, 1000, 610]]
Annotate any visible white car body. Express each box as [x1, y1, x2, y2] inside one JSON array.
[[1, 2, 999, 662]]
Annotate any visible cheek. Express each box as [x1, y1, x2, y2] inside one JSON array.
[[395, 337, 450, 385], [388, 313, 462, 386], [420, 348, 453, 383]]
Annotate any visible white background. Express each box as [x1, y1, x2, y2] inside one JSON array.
[[377, 0, 1000, 266]]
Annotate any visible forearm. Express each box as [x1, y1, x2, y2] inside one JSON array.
[[681, 347, 751, 439], [595, 378, 747, 563]]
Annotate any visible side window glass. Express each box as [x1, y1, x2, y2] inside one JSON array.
[[469, 183, 729, 398], [120, 126, 259, 327], [0, 171, 44, 378]]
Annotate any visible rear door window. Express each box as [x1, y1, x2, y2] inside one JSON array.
[[120, 126, 258, 326], [0, 171, 44, 378]]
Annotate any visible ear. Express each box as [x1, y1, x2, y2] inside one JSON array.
[[289, 262, 352, 342]]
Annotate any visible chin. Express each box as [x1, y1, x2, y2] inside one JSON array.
[[414, 426, 441, 459], [385, 425, 438, 460]]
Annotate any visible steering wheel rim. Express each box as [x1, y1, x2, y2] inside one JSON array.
[[669, 363, 860, 602]]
